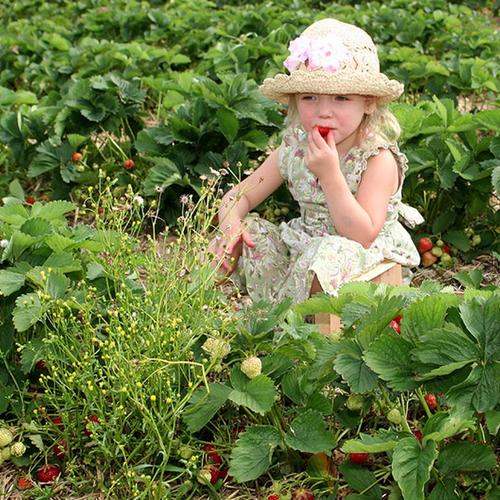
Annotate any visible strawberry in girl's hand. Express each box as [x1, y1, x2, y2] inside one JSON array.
[[36, 464, 61, 483], [316, 126, 331, 138]]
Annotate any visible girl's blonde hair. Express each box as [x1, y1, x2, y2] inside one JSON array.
[[284, 96, 401, 146]]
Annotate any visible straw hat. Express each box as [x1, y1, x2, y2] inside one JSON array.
[[260, 18, 403, 104]]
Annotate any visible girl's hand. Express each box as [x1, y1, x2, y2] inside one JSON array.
[[209, 220, 256, 275], [305, 127, 340, 181]]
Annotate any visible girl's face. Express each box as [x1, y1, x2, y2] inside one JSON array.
[[295, 94, 375, 154]]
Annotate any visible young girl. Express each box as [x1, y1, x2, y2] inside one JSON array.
[[210, 18, 423, 304]]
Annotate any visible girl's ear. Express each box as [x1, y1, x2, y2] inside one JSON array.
[[364, 97, 377, 115]]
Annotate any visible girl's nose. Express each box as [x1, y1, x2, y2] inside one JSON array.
[[318, 96, 334, 117]]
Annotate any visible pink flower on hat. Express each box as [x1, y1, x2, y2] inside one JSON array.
[[283, 34, 351, 73]]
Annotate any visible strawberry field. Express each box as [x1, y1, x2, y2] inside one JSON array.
[[0, 0, 499, 498]]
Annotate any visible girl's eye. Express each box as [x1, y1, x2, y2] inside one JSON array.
[[335, 95, 349, 102], [300, 94, 318, 101]]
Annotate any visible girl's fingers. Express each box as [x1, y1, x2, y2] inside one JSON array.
[[241, 230, 256, 248]]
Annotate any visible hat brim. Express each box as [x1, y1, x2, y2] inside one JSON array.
[[260, 69, 403, 104]]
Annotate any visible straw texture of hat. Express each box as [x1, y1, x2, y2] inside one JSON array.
[[260, 18, 404, 104]]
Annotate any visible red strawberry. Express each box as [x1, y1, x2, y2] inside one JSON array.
[[36, 464, 61, 483], [424, 393, 438, 410], [25, 196, 35, 205], [421, 250, 437, 267], [50, 416, 64, 430], [84, 415, 100, 436], [389, 320, 401, 334], [202, 444, 222, 464], [17, 476, 33, 490], [208, 465, 221, 484], [412, 430, 423, 443], [442, 244, 450, 254], [292, 487, 315, 500], [418, 237, 433, 254], [53, 440, 67, 459], [268, 495, 280, 500], [35, 360, 47, 370], [316, 126, 331, 138], [71, 152, 82, 162], [123, 159, 135, 170], [349, 453, 369, 465]]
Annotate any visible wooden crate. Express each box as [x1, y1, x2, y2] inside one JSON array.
[[314, 261, 402, 335]]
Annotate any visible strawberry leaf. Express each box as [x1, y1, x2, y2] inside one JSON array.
[[363, 334, 418, 391], [436, 442, 497, 476], [333, 340, 378, 393], [284, 409, 336, 454], [342, 430, 400, 454], [229, 371, 276, 415], [392, 437, 438, 500], [229, 425, 281, 482], [339, 461, 381, 499], [182, 383, 231, 433]]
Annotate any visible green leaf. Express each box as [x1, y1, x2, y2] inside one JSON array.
[[484, 409, 500, 435], [229, 372, 276, 415], [20, 337, 44, 374], [86, 263, 106, 280], [182, 384, 232, 433], [363, 334, 418, 391], [47, 272, 69, 299], [475, 110, 500, 132], [284, 410, 336, 454], [43, 253, 82, 273], [339, 461, 381, 499], [216, 108, 239, 143], [437, 441, 497, 476], [392, 437, 438, 500], [31, 201, 75, 223], [443, 230, 471, 252], [400, 294, 459, 342], [19, 217, 51, 237], [44, 233, 74, 252], [333, 340, 378, 393], [13, 292, 43, 332], [454, 269, 483, 289], [459, 297, 500, 361], [0, 270, 25, 296], [8, 179, 24, 200], [229, 425, 281, 482], [342, 430, 400, 454], [142, 157, 183, 196], [422, 412, 474, 443], [2, 231, 36, 262], [413, 324, 479, 378], [0, 203, 29, 225], [428, 478, 459, 500]]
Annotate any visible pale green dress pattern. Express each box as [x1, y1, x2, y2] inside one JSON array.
[[234, 127, 423, 304]]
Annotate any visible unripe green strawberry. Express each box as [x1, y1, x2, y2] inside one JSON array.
[[387, 408, 403, 425], [0, 428, 13, 448], [196, 467, 213, 485], [1, 446, 11, 460], [471, 234, 481, 246], [241, 356, 262, 379], [346, 394, 364, 412], [179, 445, 193, 460], [431, 246, 443, 257], [10, 441, 26, 457]]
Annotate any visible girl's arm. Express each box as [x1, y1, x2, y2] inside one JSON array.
[[306, 128, 398, 248], [213, 148, 284, 271]]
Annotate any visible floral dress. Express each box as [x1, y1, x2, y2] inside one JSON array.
[[233, 127, 423, 304]]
